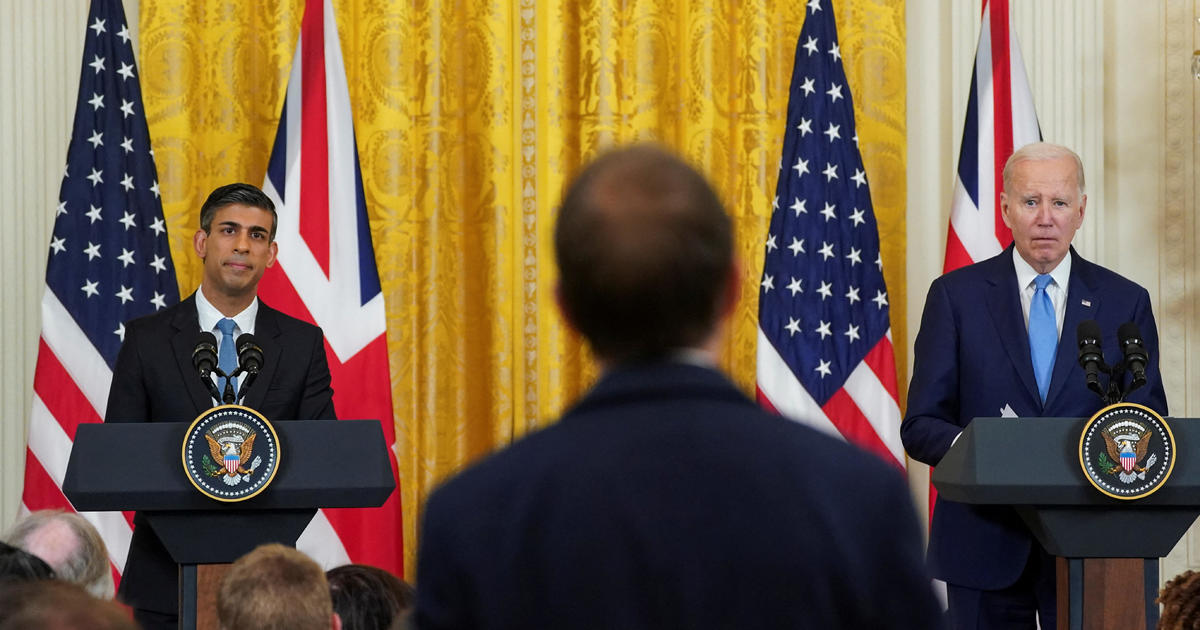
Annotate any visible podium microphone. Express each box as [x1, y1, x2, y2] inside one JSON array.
[[234, 334, 264, 403], [191, 332, 224, 403], [1076, 320, 1107, 401], [1117, 321, 1148, 394]]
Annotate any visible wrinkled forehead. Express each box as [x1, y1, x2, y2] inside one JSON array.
[[1008, 157, 1083, 196]]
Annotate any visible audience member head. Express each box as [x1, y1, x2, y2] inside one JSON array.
[[1159, 569, 1200, 629], [0, 540, 55, 583], [218, 543, 340, 630], [5, 509, 114, 598], [554, 144, 737, 364], [0, 580, 136, 630], [326, 564, 415, 630]]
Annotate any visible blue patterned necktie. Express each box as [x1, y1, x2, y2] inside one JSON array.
[[217, 317, 238, 399], [1029, 274, 1057, 402]]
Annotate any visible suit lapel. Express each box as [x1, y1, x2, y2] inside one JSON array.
[[1044, 250, 1100, 410], [168, 294, 216, 415], [983, 249, 1042, 406], [241, 301, 282, 412]]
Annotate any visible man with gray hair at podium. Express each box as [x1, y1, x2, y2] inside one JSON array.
[[902, 141, 1169, 629], [415, 144, 942, 630]]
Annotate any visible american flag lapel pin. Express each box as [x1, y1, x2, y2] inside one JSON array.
[[1081, 299, 1092, 307]]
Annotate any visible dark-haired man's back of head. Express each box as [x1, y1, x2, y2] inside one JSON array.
[[554, 144, 736, 364], [327, 563, 415, 630]]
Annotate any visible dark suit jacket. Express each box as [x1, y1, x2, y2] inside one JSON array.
[[416, 362, 943, 630], [105, 292, 336, 614], [901, 246, 1168, 589]]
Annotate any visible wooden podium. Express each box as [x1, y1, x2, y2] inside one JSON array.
[[62, 419, 395, 630], [933, 416, 1200, 630]]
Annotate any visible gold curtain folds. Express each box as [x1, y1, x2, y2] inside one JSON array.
[[140, 0, 905, 579]]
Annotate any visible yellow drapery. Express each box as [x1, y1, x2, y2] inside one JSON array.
[[139, 0, 905, 580]]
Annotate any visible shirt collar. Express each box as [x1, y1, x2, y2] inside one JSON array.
[[1013, 248, 1072, 292], [194, 287, 258, 336]]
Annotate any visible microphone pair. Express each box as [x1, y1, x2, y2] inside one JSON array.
[[191, 332, 266, 403], [1075, 320, 1148, 404]]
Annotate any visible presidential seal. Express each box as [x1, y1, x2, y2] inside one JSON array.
[[1079, 402, 1174, 500], [182, 405, 280, 502]]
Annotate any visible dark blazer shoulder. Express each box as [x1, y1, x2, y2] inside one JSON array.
[[122, 293, 197, 337]]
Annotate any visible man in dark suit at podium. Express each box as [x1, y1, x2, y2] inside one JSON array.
[[415, 145, 942, 630], [105, 183, 336, 630], [902, 142, 1169, 630]]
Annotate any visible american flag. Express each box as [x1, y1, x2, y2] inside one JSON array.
[[943, 0, 1040, 273], [21, 0, 179, 586], [755, 0, 903, 469], [257, 0, 404, 576]]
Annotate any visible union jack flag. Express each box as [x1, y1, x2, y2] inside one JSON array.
[[258, 0, 404, 575], [932, 0, 1040, 517], [21, 0, 179, 587], [943, 0, 1040, 273], [755, 0, 903, 468]]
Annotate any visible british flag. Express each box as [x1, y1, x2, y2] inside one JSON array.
[[21, 0, 179, 586], [257, 0, 404, 575], [943, 0, 1040, 273], [755, 0, 902, 468]]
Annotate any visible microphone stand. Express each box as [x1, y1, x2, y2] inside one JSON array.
[[1107, 360, 1129, 405], [220, 368, 238, 405]]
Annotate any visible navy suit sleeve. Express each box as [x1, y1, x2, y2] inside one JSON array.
[[855, 471, 947, 629], [414, 489, 472, 630], [105, 324, 149, 422], [297, 327, 337, 420], [901, 278, 964, 466], [1124, 287, 1169, 415]]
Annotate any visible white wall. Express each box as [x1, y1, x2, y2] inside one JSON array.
[[0, 0, 138, 533]]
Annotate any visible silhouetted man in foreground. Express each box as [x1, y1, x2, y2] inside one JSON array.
[[415, 144, 942, 630]]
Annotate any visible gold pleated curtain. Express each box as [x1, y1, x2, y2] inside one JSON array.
[[139, 0, 905, 580]]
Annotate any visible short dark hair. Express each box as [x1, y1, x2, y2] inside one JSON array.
[[0, 540, 54, 583], [327, 564, 415, 630], [554, 144, 733, 363], [200, 183, 278, 240]]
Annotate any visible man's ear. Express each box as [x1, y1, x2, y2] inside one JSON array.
[[265, 241, 278, 268], [330, 612, 342, 630], [717, 257, 744, 322], [193, 229, 208, 259], [554, 281, 578, 333], [999, 192, 1014, 230]]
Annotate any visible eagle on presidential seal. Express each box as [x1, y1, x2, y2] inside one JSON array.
[[1100, 426, 1157, 484], [205, 432, 257, 478]]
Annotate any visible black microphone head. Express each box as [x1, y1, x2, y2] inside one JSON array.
[[1077, 319, 1102, 346], [236, 333, 264, 373], [192, 332, 219, 374], [1076, 320, 1104, 370], [1117, 322, 1142, 345], [1117, 321, 1148, 363]]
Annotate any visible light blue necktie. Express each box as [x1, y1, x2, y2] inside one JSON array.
[[1029, 274, 1057, 402], [216, 317, 238, 400]]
